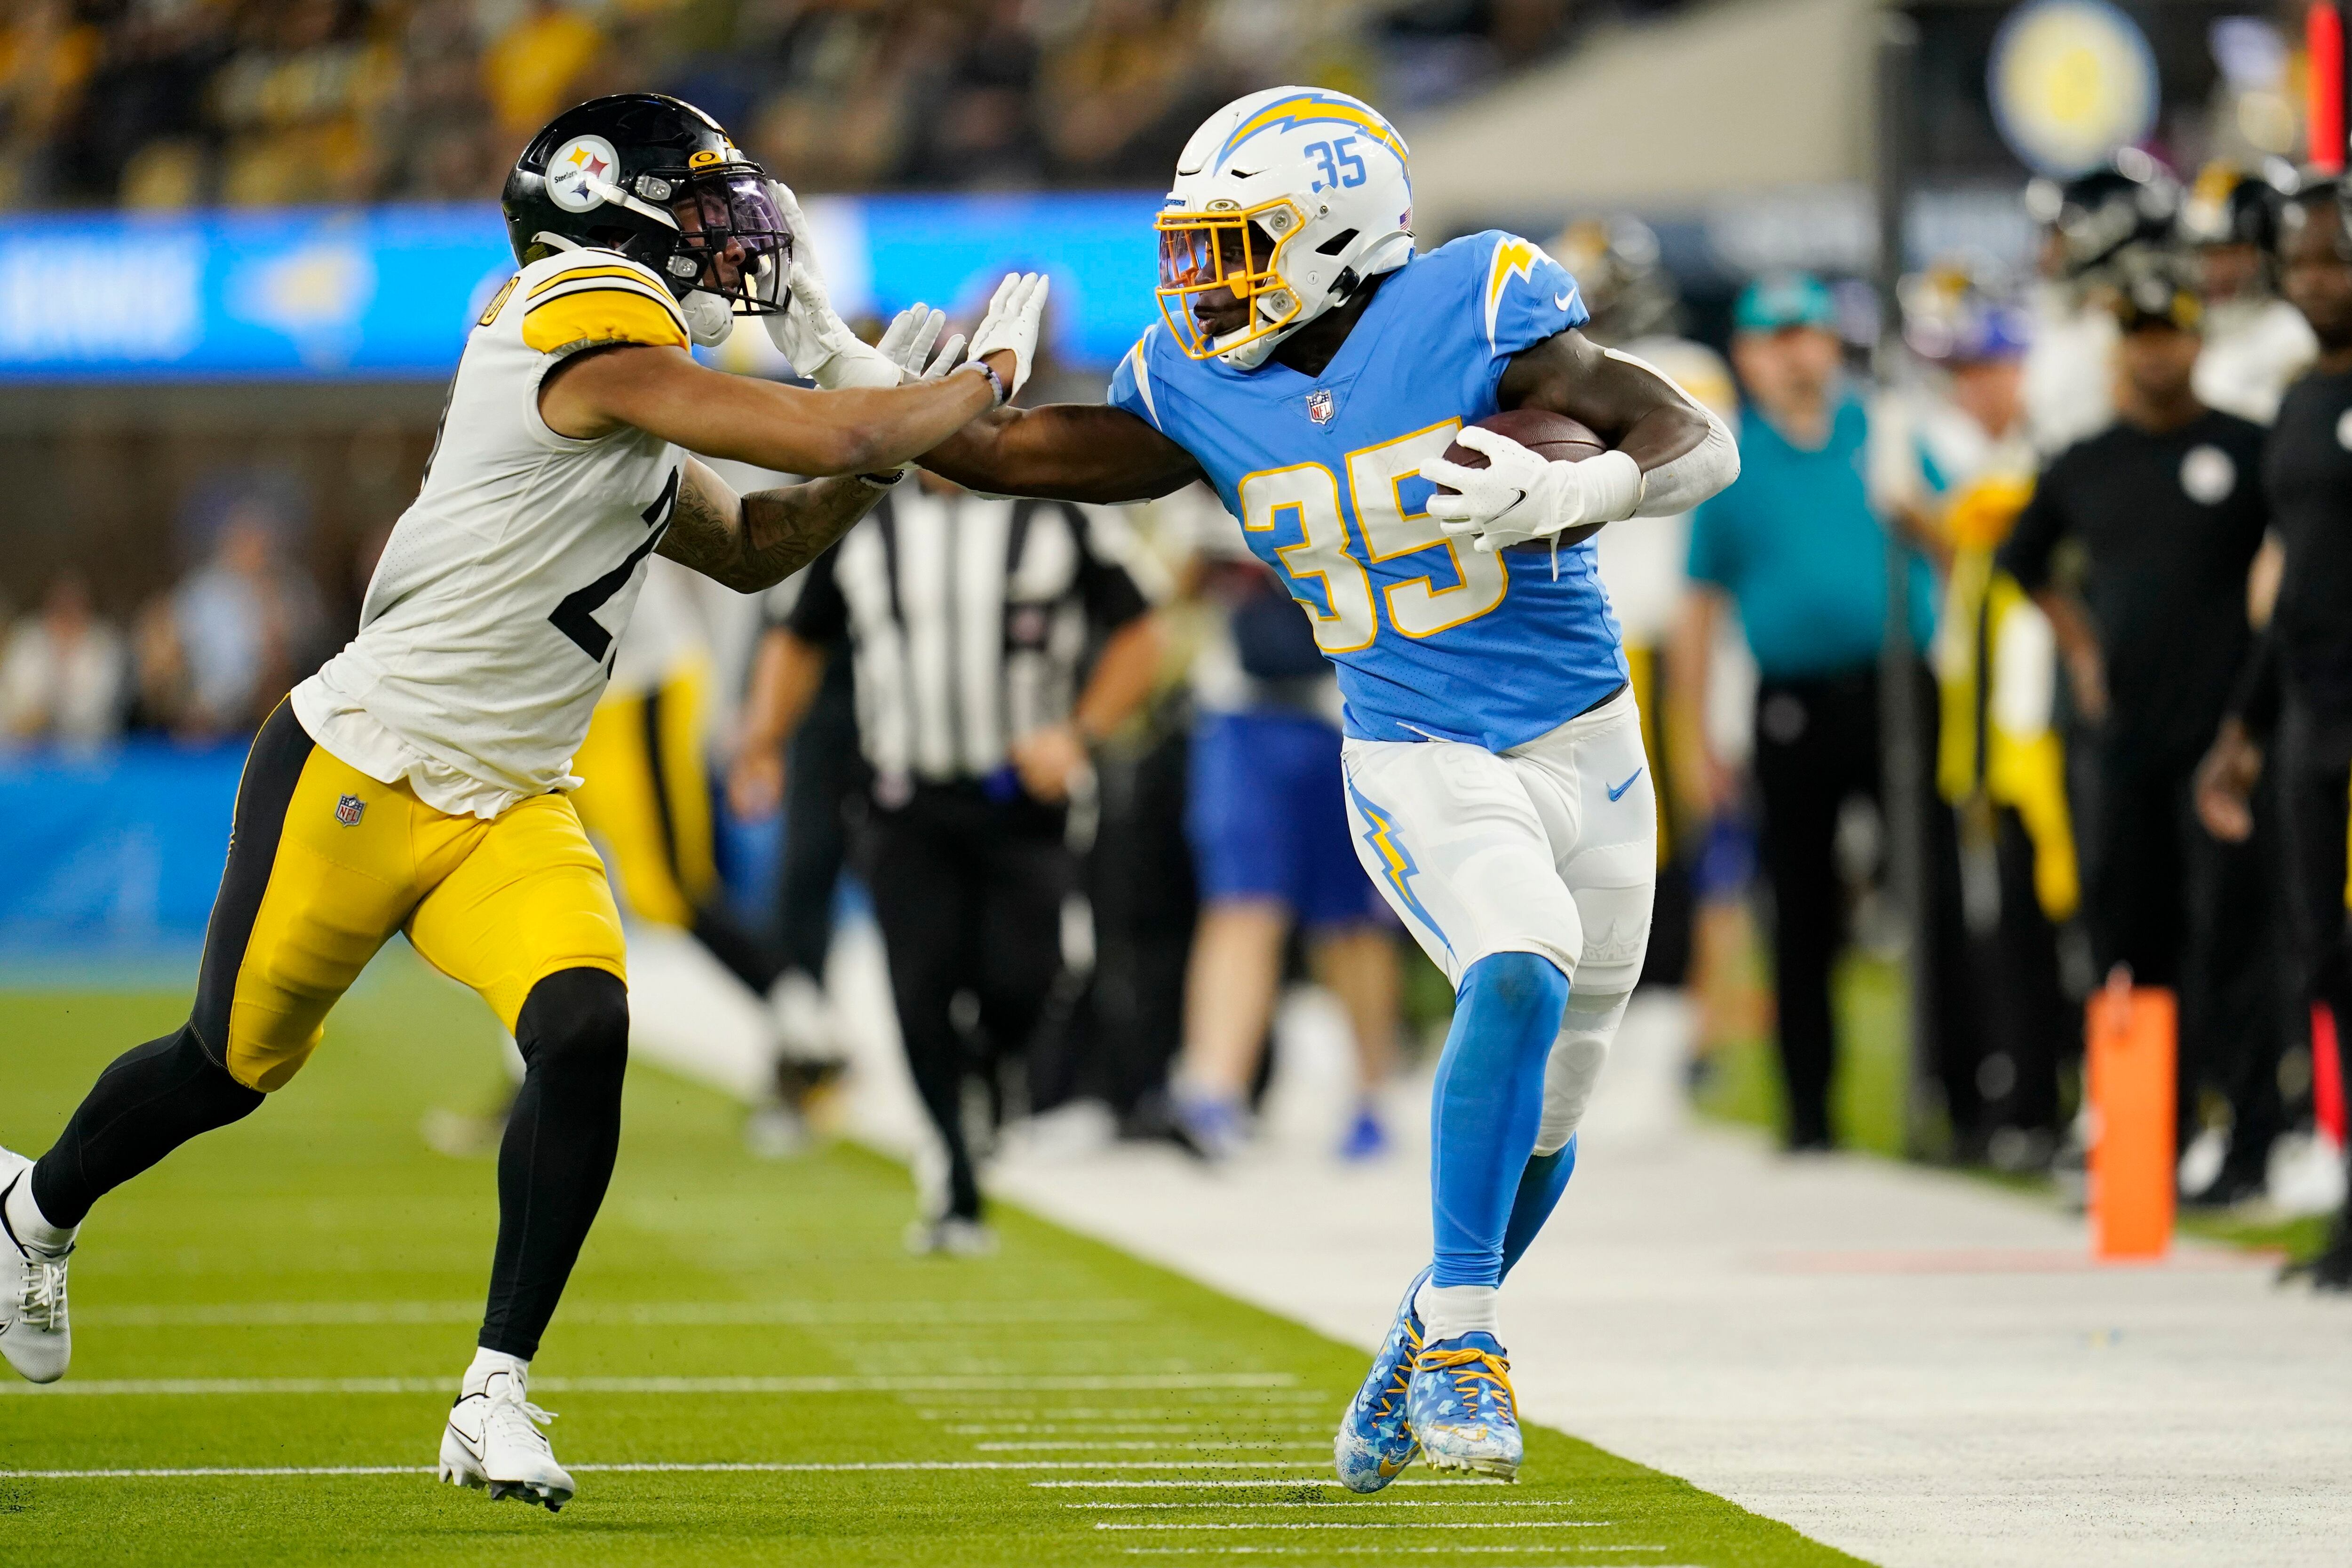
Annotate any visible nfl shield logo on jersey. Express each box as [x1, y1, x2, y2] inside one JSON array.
[[335, 793, 366, 827], [1305, 388, 1336, 425]]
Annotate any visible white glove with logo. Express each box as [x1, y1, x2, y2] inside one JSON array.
[[964, 271, 1050, 400], [759, 182, 899, 388], [875, 303, 967, 383], [1420, 426, 1645, 552], [766, 264, 900, 389]]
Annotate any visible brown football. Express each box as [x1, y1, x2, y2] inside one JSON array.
[[1436, 408, 1612, 551]]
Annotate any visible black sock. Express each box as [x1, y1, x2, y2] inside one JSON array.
[[478, 967, 629, 1361], [31, 1024, 266, 1230]]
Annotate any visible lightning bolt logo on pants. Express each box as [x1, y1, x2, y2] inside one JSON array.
[[1346, 774, 1451, 957]]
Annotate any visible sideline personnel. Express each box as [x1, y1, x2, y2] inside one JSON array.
[[2001, 251, 2283, 1198], [2199, 180, 2352, 1276]]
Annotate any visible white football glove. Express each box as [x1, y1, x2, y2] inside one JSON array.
[[965, 271, 1049, 400], [765, 263, 900, 389], [1420, 425, 1645, 552], [875, 303, 967, 383]]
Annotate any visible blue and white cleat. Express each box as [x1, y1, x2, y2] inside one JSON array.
[[1406, 1331, 1522, 1481], [1333, 1266, 1427, 1492]]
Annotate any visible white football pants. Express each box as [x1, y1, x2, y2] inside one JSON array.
[[1341, 687, 1657, 1154]]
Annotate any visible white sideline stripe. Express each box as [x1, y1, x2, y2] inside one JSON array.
[[1097, 1522, 1612, 1532], [0, 1373, 1298, 1398], [976, 1442, 1328, 1452], [0, 1460, 1333, 1481], [72, 1300, 1147, 1328], [1033, 1479, 1510, 1489]]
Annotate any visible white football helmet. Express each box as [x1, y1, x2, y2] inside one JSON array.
[[1155, 87, 1414, 369]]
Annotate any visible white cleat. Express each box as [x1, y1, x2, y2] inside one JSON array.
[[0, 1148, 72, 1386], [439, 1362, 574, 1512]]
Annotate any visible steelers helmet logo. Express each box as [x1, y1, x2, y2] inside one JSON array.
[[546, 134, 622, 214]]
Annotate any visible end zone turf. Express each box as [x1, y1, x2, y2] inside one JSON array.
[[0, 947, 1865, 1566]]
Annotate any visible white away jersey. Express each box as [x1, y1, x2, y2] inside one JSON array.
[[294, 248, 693, 818]]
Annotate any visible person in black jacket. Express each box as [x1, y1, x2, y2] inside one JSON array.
[[1999, 249, 2284, 1199], [2198, 181, 2352, 1279]]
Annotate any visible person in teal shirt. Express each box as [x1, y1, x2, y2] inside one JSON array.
[[1676, 272, 1963, 1151]]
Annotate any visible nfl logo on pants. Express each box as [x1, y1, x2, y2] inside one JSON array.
[[335, 793, 366, 827]]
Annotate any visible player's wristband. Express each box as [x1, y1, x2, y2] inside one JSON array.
[[963, 358, 1008, 407]]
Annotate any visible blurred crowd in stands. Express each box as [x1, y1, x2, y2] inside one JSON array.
[[2, 471, 342, 744], [0, 0, 1590, 210]]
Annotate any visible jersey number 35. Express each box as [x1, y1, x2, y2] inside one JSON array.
[[1240, 421, 1506, 653]]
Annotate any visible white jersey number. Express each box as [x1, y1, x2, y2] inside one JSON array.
[[1238, 424, 1509, 651]]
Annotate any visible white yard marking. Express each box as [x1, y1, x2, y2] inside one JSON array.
[[72, 1300, 1147, 1328], [1032, 1478, 1510, 1489], [911, 1396, 1333, 1414], [1118, 1552, 1678, 1560], [950, 1425, 1329, 1435], [1066, 1501, 1577, 1509], [1096, 1522, 1612, 1531], [976, 1442, 1328, 1452], [0, 1460, 1335, 1480], [0, 1372, 1297, 1397], [1117, 1551, 1671, 1558]]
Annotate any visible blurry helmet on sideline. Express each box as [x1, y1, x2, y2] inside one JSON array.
[[2107, 245, 2204, 332], [1900, 261, 2031, 364], [1153, 87, 1415, 368], [1551, 216, 1680, 344], [2025, 148, 2180, 280], [2179, 160, 2290, 252]]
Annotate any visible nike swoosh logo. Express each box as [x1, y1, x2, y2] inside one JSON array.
[[1554, 292, 1576, 310], [1606, 767, 1644, 801]]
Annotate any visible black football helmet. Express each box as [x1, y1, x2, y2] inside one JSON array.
[[2273, 167, 2352, 258], [2025, 149, 2180, 280], [2179, 161, 2288, 251], [501, 93, 788, 316], [1550, 216, 1680, 344]]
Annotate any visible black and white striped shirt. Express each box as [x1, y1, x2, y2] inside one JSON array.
[[785, 489, 1153, 788]]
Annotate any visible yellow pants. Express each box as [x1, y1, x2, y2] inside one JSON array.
[[206, 705, 627, 1092], [569, 662, 717, 930]]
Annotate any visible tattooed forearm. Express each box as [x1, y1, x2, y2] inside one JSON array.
[[658, 458, 886, 592]]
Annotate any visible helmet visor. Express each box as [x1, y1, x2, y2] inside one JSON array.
[[672, 172, 790, 313]]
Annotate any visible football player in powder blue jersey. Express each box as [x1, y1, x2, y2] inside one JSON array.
[[909, 86, 1740, 1486]]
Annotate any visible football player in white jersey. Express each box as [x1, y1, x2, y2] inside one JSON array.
[[0, 93, 1044, 1511]]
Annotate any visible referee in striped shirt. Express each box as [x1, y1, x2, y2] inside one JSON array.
[[741, 473, 1163, 1251]]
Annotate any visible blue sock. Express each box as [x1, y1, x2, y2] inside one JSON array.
[[1499, 1135, 1578, 1279], [1428, 951, 1571, 1290]]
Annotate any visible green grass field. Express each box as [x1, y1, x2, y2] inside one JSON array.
[[0, 945, 1861, 1567]]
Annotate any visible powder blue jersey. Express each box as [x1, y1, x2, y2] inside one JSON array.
[[1108, 230, 1627, 752]]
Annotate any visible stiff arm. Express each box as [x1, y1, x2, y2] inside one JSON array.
[[919, 331, 1729, 511], [919, 402, 1203, 503]]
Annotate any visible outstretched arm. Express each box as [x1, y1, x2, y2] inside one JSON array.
[[656, 456, 883, 593], [543, 343, 1013, 477], [919, 403, 1203, 503]]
